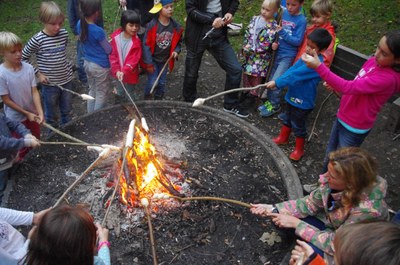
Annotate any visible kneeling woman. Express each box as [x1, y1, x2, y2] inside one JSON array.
[[250, 147, 388, 262]]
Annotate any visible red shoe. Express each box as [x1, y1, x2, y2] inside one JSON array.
[[289, 137, 305, 161], [273, 125, 291, 145]]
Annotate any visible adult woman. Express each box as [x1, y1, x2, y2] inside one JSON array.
[[250, 147, 388, 261]]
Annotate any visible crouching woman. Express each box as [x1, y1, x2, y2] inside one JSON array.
[[250, 147, 388, 262]]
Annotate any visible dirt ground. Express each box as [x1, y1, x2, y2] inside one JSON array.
[[3, 41, 400, 264]]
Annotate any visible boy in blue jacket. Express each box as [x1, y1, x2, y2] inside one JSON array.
[[265, 28, 332, 161], [0, 113, 40, 204]]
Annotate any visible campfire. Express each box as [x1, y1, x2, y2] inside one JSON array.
[[115, 124, 187, 209]]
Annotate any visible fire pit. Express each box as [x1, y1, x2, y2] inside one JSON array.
[[8, 101, 302, 265]]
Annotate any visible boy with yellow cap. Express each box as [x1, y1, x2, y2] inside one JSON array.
[[142, 0, 183, 100]]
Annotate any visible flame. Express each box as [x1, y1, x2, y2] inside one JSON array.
[[116, 125, 183, 208]]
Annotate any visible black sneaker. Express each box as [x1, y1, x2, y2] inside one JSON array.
[[223, 106, 249, 118]]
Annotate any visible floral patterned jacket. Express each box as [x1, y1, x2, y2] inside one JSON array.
[[242, 16, 278, 77], [276, 174, 388, 256]]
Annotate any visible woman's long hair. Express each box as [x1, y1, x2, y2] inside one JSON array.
[[328, 147, 377, 207], [79, 0, 102, 42], [25, 205, 96, 265]]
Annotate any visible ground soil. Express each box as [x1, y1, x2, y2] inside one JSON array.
[[4, 43, 400, 265]]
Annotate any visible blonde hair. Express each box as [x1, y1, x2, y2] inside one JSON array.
[[0, 31, 22, 54], [328, 147, 377, 207], [310, 0, 333, 17], [262, 0, 281, 11], [39, 1, 65, 24]]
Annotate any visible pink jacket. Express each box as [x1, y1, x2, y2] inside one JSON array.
[[315, 57, 400, 130], [109, 28, 142, 84]]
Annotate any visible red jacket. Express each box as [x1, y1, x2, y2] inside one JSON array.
[[293, 22, 336, 67], [143, 18, 183, 72], [109, 28, 142, 84]]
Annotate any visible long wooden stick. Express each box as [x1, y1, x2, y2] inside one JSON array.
[[307, 92, 334, 142], [40, 141, 102, 147], [144, 205, 158, 265], [42, 122, 87, 144], [169, 195, 251, 208], [53, 154, 105, 207], [149, 55, 173, 96]]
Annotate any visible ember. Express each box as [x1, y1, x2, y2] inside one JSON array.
[[116, 124, 186, 208]]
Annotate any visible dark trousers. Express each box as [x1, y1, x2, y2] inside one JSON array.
[[183, 36, 242, 106], [281, 103, 312, 138]]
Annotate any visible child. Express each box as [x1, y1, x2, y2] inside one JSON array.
[[290, 222, 400, 265], [293, 0, 336, 67], [0, 31, 43, 159], [25, 205, 110, 265], [109, 10, 142, 102], [0, 113, 40, 204], [251, 147, 388, 261], [238, 0, 280, 118], [67, 0, 104, 87], [0, 207, 50, 264], [22, 1, 73, 129], [78, 0, 112, 113], [301, 30, 400, 172], [142, 0, 183, 100], [259, 0, 307, 117], [265, 28, 332, 161]]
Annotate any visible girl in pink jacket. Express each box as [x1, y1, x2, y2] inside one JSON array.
[[302, 30, 400, 172], [109, 10, 142, 102]]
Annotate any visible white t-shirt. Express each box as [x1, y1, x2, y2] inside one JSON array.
[[0, 208, 33, 265], [0, 62, 37, 122]]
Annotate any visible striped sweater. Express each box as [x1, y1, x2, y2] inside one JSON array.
[[22, 29, 73, 85]]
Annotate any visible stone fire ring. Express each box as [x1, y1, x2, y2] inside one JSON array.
[[8, 100, 303, 264]]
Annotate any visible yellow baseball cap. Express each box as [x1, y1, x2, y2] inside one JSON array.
[[149, 0, 173, 14]]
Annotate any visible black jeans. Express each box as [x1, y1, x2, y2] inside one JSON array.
[[183, 36, 242, 106]]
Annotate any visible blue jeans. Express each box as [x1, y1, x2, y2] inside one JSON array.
[[281, 104, 312, 137], [322, 118, 369, 172], [41, 82, 73, 127], [183, 36, 242, 105], [84, 60, 111, 113], [0, 169, 9, 205], [76, 40, 88, 84], [145, 61, 168, 97], [266, 55, 295, 108]]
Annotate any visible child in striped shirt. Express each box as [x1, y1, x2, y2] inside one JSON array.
[[22, 1, 73, 129]]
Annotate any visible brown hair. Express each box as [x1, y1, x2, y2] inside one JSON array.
[[39, 1, 65, 24], [79, 0, 102, 42], [334, 221, 400, 265], [26, 205, 96, 265], [328, 147, 377, 207]]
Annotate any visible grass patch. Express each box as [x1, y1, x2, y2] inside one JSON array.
[[0, 0, 398, 55]]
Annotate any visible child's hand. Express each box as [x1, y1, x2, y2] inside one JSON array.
[[33, 207, 51, 225], [172, 51, 178, 59], [272, 42, 279, 50], [95, 223, 109, 242], [26, 112, 37, 122], [24, 136, 40, 148], [289, 240, 315, 265], [35, 113, 44, 124], [275, 25, 282, 32], [265, 81, 276, 89], [37, 73, 49, 84], [301, 49, 320, 69], [116, 71, 124, 81]]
